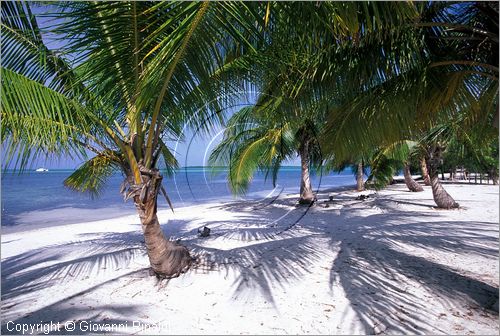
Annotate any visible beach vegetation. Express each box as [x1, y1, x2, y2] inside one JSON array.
[[321, 1, 498, 208], [1, 1, 263, 277], [1, 0, 497, 278]]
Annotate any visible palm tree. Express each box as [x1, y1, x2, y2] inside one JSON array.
[[209, 101, 324, 205], [402, 163, 424, 192], [321, 1, 498, 208], [420, 157, 432, 185], [367, 117, 498, 208], [389, 142, 424, 193], [419, 2, 498, 206], [324, 158, 368, 192], [1, 1, 263, 277], [443, 130, 499, 184], [363, 141, 423, 193], [422, 116, 498, 208], [356, 162, 365, 192], [208, 1, 419, 203]]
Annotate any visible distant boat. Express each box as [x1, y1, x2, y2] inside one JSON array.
[[35, 168, 49, 172]]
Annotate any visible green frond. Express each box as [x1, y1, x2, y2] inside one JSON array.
[[1, 67, 91, 170], [3, 0, 497, 202], [157, 139, 179, 177], [64, 154, 120, 198], [228, 136, 269, 194], [366, 152, 402, 191], [0, 1, 76, 92], [380, 140, 418, 163]]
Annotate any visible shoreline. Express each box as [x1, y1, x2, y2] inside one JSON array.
[[2, 183, 498, 334], [1, 183, 360, 235], [3, 178, 497, 235], [0, 174, 493, 235]]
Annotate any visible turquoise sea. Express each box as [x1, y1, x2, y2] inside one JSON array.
[[1, 167, 356, 231]]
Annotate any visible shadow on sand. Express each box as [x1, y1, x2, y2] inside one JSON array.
[[1, 187, 498, 334]]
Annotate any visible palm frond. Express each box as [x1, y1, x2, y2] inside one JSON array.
[[157, 138, 179, 177], [64, 154, 120, 198], [1, 67, 92, 170], [366, 151, 402, 191], [228, 136, 269, 194], [0, 1, 77, 92]]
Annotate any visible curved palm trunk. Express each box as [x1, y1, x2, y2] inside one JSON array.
[[420, 157, 431, 185], [429, 174, 459, 208], [425, 146, 459, 209], [298, 143, 314, 204], [130, 168, 192, 278], [356, 162, 364, 191], [403, 163, 424, 192]]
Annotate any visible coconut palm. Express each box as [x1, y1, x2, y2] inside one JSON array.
[[422, 131, 460, 209], [1, 1, 264, 277], [403, 163, 424, 192], [442, 130, 499, 184], [209, 94, 325, 205], [420, 158, 432, 185], [356, 162, 365, 192], [364, 141, 424, 193], [324, 158, 368, 192], [422, 115, 499, 208], [208, 1, 420, 203], [422, 1, 498, 207], [366, 115, 497, 208], [321, 1, 498, 208], [327, 151, 422, 194]]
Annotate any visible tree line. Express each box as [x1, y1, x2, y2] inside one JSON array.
[[1, 1, 497, 277]]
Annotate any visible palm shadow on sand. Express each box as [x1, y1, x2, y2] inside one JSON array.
[[1, 188, 498, 334], [189, 188, 498, 333]]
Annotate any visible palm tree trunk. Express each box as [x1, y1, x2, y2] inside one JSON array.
[[450, 166, 456, 181], [403, 163, 423, 192], [420, 157, 431, 185], [425, 146, 459, 209], [298, 143, 314, 204], [356, 162, 364, 191], [429, 174, 459, 208], [130, 168, 192, 278], [490, 168, 498, 185]]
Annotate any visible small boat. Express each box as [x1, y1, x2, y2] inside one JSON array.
[[35, 167, 49, 172]]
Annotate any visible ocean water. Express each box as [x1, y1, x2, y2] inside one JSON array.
[[1, 167, 356, 231]]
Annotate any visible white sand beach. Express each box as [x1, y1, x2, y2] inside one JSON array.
[[1, 183, 498, 335]]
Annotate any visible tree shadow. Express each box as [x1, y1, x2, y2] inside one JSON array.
[[188, 188, 498, 333], [188, 232, 326, 309], [1, 233, 148, 300], [326, 216, 498, 334], [1, 216, 204, 334], [1, 227, 169, 332], [2, 269, 150, 335], [194, 197, 313, 241], [1, 187, 498, 334]]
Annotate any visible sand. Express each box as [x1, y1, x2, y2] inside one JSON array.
[[1, 183, 499, 335]]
